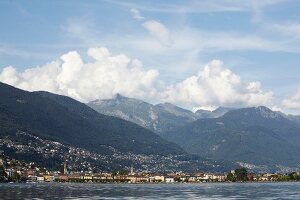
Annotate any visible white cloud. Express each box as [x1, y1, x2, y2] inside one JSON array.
[[130, 8, 144, 20], [116, 26, 300, 59], [282, 89, 300, 109], [142, 20, 172, 46], [0, 47, 160, 102], [270, 23, 300, 39], [0, 66, 19, 85], [0, 47, 273, 109], [172, 28, 300, 53], [162, 60, 273, 108], [192, 106, 217, 112]]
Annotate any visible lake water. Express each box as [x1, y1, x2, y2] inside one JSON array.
[[1, 182, 300, 199]]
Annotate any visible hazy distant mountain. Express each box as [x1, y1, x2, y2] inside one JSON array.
[[85, 94, 300, 171], [87, 95, 197, 134], [195, 107, 235, 118], [276, 111, 300, 124], [287, 115, 300, 123], [164, 106, 300, 171], [0, 82, 184, 156], [87, 95, 234, 135]]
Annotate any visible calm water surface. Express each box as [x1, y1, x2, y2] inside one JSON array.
[[1, 182, 300, 199]]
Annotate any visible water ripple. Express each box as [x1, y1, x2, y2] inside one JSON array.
[[1, 182, 300, 199]]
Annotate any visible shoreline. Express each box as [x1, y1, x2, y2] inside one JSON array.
[[2, 180, 300, 185]]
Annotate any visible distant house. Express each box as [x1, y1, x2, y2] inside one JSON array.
[[195, 173, 225, 182], [37, 176, 44, 182], [25, 169, 35, 176], [180, 176, 187, 182], [127, 175, 149, 183], [58, 175, 68, 182], [43, 175, 54, 182], [149, 175, 165, 182], [187, 176, 197, 182], [114, 175, 130, 182], [165, 177, 175, 183], [213, 174, 226, 182], [67, 174, 82, 182], [201, 173, 214, 181], [28, 175, 37, 182], [92, 174, 107, 182], [5, 169, 14, 177], [83, 174, 93, 182], [139, 175, 150, 183]]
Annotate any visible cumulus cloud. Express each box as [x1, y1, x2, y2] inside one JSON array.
[[162, 60, 273, 108], [0, 66, 19, 85], [130, 8, 144, 20], [142, 20, 172, 46], [0, 47, 273, 109], [0, 47, 160, 102], [192, 105, 217, 112], [282, 89, 300, 109]]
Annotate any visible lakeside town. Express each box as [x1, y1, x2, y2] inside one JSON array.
[[0, 131, 232, 173], [1, 153, 300, 184]]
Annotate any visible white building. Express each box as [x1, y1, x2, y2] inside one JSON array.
[[165, 177, 175, 183], [37, 176, 44, 182]]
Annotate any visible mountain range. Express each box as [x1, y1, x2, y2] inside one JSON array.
[[87, 95, 197, 135], [0, 82, 185, 156], [164, 106, 300, 171], [2, 81, 300, 172], [0, 82, 236, 172], [87, 95, 232, 135], [87, 95, 300, 172]]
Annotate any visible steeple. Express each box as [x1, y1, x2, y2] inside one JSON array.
[[130, 164, 134, 175], [63, 156, 68, 175]]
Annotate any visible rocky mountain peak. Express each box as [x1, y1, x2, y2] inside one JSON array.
[[255, 106, 282, 119]]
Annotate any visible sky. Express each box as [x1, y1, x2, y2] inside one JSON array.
[[1, 0, 300, 113]]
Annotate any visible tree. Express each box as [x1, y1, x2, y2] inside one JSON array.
[[0, 166, 7, 182], [174, 176, 181, 182], [226, 172, 236, 182], [235, 168, 248, 181]]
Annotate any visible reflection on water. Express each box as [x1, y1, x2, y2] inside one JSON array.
[[1, 182, 300, 199]]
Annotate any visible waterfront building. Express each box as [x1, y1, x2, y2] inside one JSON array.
[[43, 175, 55, 182], [165, 177, 175, 183], [37, 176, 44, 182], [58, 175, 68, 182]]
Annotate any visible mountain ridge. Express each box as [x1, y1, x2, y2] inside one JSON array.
[[0, 82, 238, 172], [87, 95, 234, 135], [0, 82, 184, 156], [163, 106, 300, 171], [87, 95, 198, 135]]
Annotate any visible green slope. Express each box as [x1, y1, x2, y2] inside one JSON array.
[[0, 82, 185, 156]]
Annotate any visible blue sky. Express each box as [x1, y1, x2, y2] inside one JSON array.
[[1, 0, 300, 113]]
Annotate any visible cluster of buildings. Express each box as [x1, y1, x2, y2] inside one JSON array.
[[1, 154, 227, 183], [17, 171, 228, 184], [1, 151, 300, 183], [6, 169, 300, 184]]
